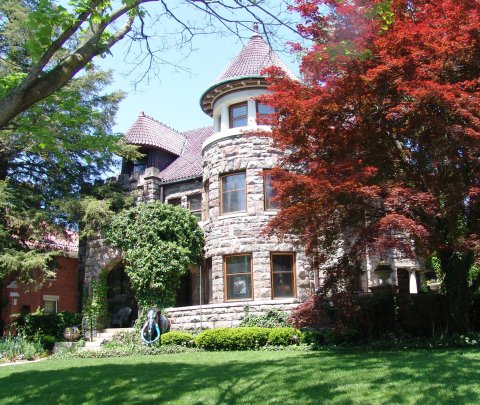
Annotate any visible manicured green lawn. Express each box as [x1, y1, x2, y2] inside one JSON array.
[[1, 349, 479, 404]]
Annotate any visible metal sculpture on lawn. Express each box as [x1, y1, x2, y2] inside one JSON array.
[[140, 307, 170, 344]]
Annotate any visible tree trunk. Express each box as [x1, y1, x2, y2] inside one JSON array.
[[0, 280, 4, 336], [0, 154, 8, 181], [440, 250, 473, 333]]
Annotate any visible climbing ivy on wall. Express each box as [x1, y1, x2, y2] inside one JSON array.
[[83, 270, 109, 340], [106, 202, 204, 309]]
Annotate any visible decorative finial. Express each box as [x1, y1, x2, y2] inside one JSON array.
[[253, 22, 259, 34], [140, 111, 145, 117]]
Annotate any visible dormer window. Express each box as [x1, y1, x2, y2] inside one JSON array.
[[229, 102, 248, 128]]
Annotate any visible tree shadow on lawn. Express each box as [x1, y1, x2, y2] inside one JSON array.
[[0, 349, 479, 404]]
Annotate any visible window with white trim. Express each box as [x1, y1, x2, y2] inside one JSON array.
[[256, 102, 275, 125], [44, 300, 57, 315], [229, 102, 248, 128], [43, 295, 59, 315]]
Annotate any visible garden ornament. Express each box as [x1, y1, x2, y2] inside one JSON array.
[[140, 308, 171, 344]]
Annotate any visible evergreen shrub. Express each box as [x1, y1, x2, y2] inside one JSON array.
[[160, 331, 193, 346], [267, 327, 300, 346], [195, 327, 270, 350], [300, 330, 327, 346], [195, 327, 305, 350]]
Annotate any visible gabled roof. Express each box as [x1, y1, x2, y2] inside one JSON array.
[[160, 126, 213, 182], [124, 112, 187, 156], [215, 34, 296, 83], [200, 34, 295, 116]]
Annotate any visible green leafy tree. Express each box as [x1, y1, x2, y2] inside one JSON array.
[[106, 202, 204, 308], [0, 0, 300, 130], [0, 1, 138, 334]]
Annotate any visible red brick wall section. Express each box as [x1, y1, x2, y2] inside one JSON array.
[[2, 256, 79, 333]]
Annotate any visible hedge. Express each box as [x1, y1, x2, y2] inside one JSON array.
[[160, 331, 194, 346], [195, 327, 300, 350]]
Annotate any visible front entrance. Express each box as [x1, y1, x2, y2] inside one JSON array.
[[107, 265, 138, 327], [175, 272, 192, 307]]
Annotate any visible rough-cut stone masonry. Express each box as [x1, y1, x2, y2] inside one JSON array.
[[166, 299, 300, 330], [83, 237, 122, 283], [202, 134, 314, 304]]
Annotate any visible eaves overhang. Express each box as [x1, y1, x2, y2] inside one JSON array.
[[200, 75, 268, 117]]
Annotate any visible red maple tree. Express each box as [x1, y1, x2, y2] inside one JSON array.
[[264, 0, 480, 332]]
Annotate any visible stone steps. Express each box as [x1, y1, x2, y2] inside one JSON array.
[[82, 327, 134, 351]]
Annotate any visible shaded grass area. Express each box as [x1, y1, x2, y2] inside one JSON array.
[[1, 349, 480, 404]]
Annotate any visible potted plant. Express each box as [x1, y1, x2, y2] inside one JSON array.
[[64, 326, 80, 342], [375, 261, 393, 285], [427, 279, 441, 291]]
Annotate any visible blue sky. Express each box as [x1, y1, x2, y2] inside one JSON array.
[[96, 8, 302, 134]]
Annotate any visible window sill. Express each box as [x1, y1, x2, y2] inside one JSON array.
[[202, 126, 272, 151], [219, 212, 248, 220], [224, 298, 254, 303]]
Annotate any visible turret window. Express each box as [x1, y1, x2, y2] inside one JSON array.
[[229, 102, 248, 128], [256, 102, 275, 125], [271, 253, 295, 299], [225, 254, 253, 301], [221, 172, 246, 214], [264, 173, 279, 210]]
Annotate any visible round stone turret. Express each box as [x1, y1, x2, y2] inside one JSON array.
[[200, 34, 311, 305]]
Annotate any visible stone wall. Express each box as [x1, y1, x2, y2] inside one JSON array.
[[202, 134, 314, 304], [166, 299, 300, 330], [83, 237, 122, 283]]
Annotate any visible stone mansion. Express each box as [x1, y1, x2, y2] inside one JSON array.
[[83, 32, 423, 330]]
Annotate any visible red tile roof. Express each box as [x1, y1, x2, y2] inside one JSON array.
[[30, 231, 78, 253], [160, 126, 214, 182], [124, 112, 187, 156], [215, 34, 296, 83], [200, 34, 296, 116]]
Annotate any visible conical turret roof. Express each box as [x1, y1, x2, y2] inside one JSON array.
[[200, 34, 296, 116], [215, 34, 296, 83]]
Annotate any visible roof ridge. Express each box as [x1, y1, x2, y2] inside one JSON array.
[[138, 112, 183, 135], [181, 125, 214, 134]]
